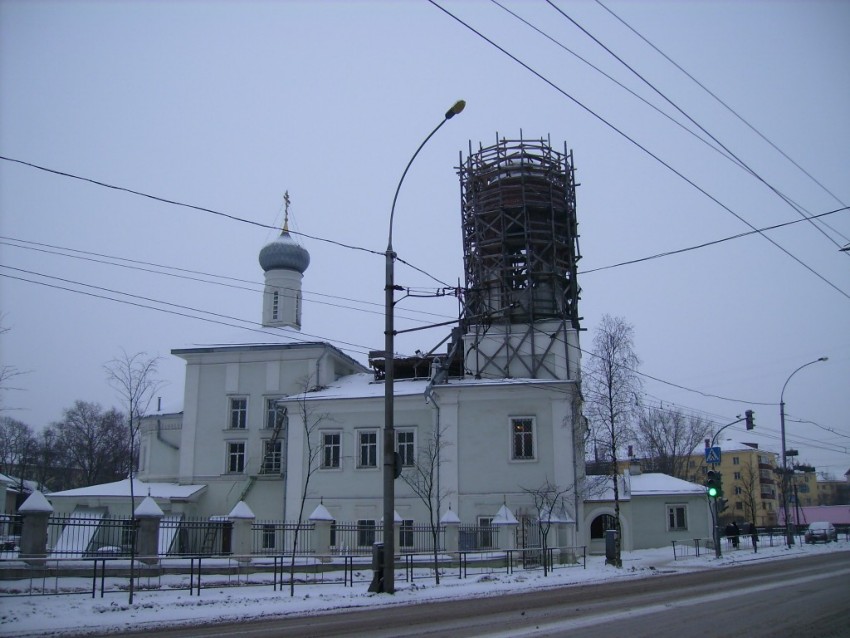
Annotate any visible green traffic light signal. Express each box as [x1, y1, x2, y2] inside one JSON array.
[[705, 470, 721, 498]]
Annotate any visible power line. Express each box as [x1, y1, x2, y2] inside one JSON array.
[[0, 236, 455, 324], [546, 0, 849, 254], [428, 1, 850, 300], [594, 0, 850, 241], [579, 206, 849, 274], [0, 265, 377, 357]]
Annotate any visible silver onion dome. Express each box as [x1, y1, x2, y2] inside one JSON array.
[[258, 230, 310, 274]]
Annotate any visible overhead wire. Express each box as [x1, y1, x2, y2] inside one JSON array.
[[0, 236, 455, 324], [427, 1, 850, 300], [594, 0, 850, 242], [545, 0, 849, 254]]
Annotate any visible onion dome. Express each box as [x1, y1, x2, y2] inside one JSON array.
[[258, 228, 310, 274]]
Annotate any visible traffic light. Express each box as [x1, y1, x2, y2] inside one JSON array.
[[745, 409, 755, 430], [705, 470, 720, 498]]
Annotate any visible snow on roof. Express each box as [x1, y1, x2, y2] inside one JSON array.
[[629, 473, 706, 496], [280, 373, 429, 401], [48, 479, 206, 501], [309, 503, 334, 521], [135, 495, 164, 517], [283, 372, 571, 403], [583, 472, 704, 501], [19, 490, 54, 513], [228, 501, 255, 519]]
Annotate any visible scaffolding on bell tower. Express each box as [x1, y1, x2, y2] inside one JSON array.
[[458, 135, 581, 380]]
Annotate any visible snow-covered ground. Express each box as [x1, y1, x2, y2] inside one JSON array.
[[2, 540, 847, 637]]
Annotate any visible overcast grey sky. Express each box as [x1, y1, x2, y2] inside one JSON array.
[[1, 1, 848, 476]]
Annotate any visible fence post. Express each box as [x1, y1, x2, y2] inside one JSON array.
[[134, 496, 164, 565], [492, 504, 518, 550], [18, 490, 53, 565], [227, 501, 256, 562], [440, 508, 460, 553], [309, 503, 334, 559]]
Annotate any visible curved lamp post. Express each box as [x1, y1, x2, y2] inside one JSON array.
[[381, 100, 465, 594], [779, 356, 827, 547]]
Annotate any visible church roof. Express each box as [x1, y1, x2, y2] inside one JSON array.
[[258, 229, 310, 274]]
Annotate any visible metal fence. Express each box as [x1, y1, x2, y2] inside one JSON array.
[[0, 514, 21, 559], [251, 521, 313, 555], [47, 513, 134, 558]]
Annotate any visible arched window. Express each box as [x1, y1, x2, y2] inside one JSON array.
[[590, 514, 617, 539]]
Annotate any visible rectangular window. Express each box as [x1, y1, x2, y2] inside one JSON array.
[[357, 519, 376, 547], [265, 398, 282, 430], [358, 430, 378, 468], [734, 472, 742, 480], [732, 456, 740, 465], [477, 516, 495, 549], [400, 519, 414, 549], [511, 417, 535, 460], [272, 291, 279, 320], [396, 430, 416, 467], [261, 439, 282, 474], [667, 505, 687, 531], [736, 502, 744, 510], [734, 486, 742, 495], [262, 524, 276, 550], [229, 397, 248, 429], [322, 432, 341, 469], [227, 442, 246, 473]]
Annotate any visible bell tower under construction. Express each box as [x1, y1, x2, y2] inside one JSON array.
[[458, 135, 581, 381]]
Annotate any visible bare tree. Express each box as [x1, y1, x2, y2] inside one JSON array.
[[522, 478, 573, 576], [400, 423, 451, 585], [583, 315, 641, 568], [104, 350, 163, 511], [55, 401, 128, 486], [0, 321, 29, 414], [288, 375, 329, 597], [634, 405, 712, 479], [105, 350, 162, 606], [738, 457, 761, 526]]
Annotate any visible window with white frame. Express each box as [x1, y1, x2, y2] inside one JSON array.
[[400, 519, 414, 549], [229, 397, 248, 429], [322, 431, 341, 469], [357, 519, 376, 547], [260, 439, 282, 474], [396, 429, 416, 467], [667, 504, 687, 531], [262, 524, 276, 550], [510, 417, 535, 460], [265, 398, 282, 430], [227, 441, 246, 473], [477, 516, 495, 549], [357, 430, 378, 469]]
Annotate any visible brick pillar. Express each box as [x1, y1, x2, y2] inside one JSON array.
[[134, 496, 164, 565], [18, 491, 53, 565], [440, 507, 461, 553], [227, 501, 256, 562]]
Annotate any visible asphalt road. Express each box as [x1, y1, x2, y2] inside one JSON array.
[[112, 551, 850, 638]]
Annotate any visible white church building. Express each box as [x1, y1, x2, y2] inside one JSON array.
[[48, 137, 711, 553]]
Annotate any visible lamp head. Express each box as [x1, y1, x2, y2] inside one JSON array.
[[818, 356, 828, 362], [445, 100, 466, 120]]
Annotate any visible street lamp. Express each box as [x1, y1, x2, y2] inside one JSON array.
[[779, 356, 827, 547], [381, 100, 465, 594]]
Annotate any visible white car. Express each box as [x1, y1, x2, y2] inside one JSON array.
[[804, 521, 837, 543]]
